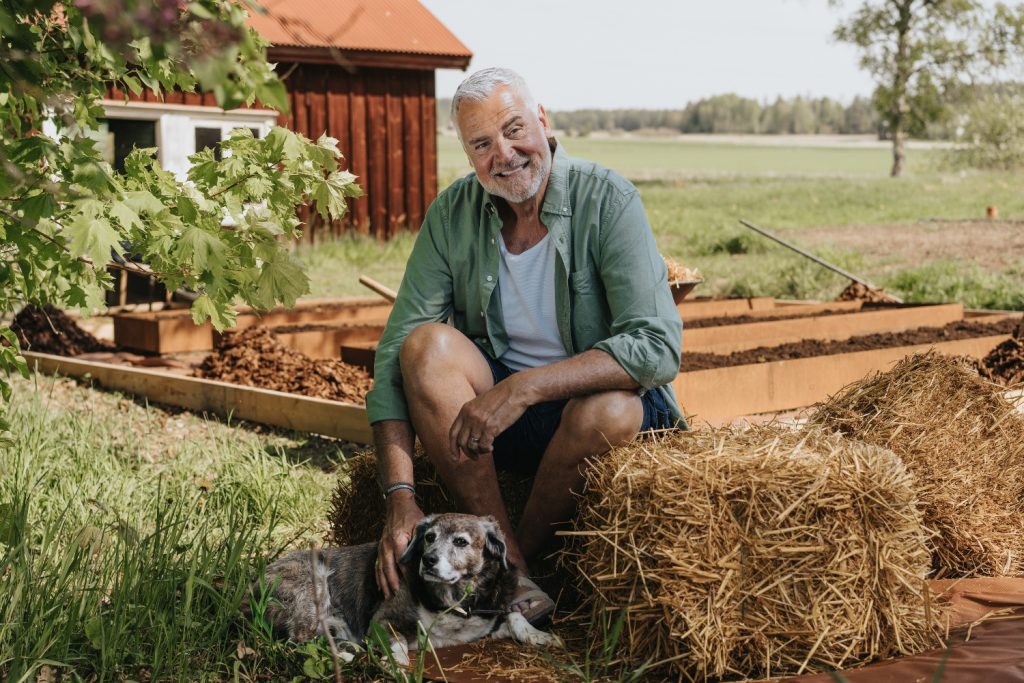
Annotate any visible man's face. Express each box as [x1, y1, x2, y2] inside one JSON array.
[[455, 85, 552, 205]]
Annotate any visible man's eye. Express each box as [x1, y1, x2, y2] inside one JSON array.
[[453, 537, 468, 547], [508, 127, 523, 137], [424, 532, 436, 543]]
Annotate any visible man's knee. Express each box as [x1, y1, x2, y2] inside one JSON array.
[[399, 322, 458, 369], [561, 390, 643, 450]]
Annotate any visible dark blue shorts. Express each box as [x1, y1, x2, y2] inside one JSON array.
[[477, 347, 677, 474]]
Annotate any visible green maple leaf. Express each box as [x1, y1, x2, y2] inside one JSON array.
[[68, 212, 122, 266], [190, 293, 236, 331], [109, 201, 143, 230], [253, 251, 309, 310], [175, 226, 227, 274]]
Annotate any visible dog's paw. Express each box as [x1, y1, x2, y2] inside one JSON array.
[[387, 638, 410, 667], [504, 611, 564, 649]]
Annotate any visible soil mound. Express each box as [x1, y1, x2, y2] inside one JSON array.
[[837, 281, 898, 303], [198, 326, 372, 404], [978, 322, 1024, 386], [11, 305, 113, 356]]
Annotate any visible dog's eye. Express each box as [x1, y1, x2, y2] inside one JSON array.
[[452, 537, 468, 548], [424, 532, 436, 543]]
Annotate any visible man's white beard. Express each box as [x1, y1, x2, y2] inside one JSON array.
[[480, 152, 551, 205]]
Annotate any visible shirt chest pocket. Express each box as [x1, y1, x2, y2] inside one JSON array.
[[569, 265, 609, 344]]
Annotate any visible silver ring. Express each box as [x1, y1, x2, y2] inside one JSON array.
[[469, 437, 480, 443]]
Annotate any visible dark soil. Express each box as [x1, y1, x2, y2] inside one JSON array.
[[11, 305, 114, 356], [198, 326, 373, 404], [683, 318, 1022, 371], [684, 304, 886, 329], [978, 322, 1024, 386]]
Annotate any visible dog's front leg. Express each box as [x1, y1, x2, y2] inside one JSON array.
[[492, 612, 564, 649]]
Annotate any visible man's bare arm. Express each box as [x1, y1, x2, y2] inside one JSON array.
[[373, 419, 424, 597]]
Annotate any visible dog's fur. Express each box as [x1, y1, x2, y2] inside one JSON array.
[[244, 513, 561, 663]]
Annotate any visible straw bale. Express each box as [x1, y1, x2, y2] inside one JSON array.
[[561, 426, 938, 681], [811, 351, 1024, 577], [329, 448, 533, 546]]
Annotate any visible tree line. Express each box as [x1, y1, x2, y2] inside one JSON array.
[[438, 95, 881, 137]]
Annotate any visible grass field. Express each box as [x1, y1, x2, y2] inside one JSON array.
[[303, 134, 1024, 310]]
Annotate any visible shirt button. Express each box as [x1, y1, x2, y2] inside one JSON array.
[[486, 275, 493, 282], [491, 238, 495, 244], [479, 311, 485, 318]]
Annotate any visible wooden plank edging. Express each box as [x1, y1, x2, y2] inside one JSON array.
[[23, 352, 374, 444], [684, 303, 965, 353], [676, 334, 1010, 425]]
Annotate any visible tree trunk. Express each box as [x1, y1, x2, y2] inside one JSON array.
[[891, 125, 906, 177], [890, 0, 914, 178]]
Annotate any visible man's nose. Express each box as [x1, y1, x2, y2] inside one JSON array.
[[495, 136, 516, 162], [421, 554, 438, 568]]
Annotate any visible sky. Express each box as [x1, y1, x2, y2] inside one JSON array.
[[420, 0, 877, 110]]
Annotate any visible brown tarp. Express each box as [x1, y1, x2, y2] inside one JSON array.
[[423, 577, 1024, 682]]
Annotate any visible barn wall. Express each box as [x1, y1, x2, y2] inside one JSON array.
[[107, 64, 440, 241], [278, 63, 437, 241]]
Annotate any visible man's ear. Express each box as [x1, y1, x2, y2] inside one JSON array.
[[481, 515, 508, 570], [537, 103, 551, 137], [399, 516, 433, 566]]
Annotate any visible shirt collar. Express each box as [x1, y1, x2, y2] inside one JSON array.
[[541, 139, 573, 218]]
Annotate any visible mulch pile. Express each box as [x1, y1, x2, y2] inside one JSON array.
[[197, 326, 372, 404], [684, 317, 1021, 371], [837, 281, 899, 303], [561, 427, 938, 681], [811, 352, 1024, 577], [978, 322, 1024, 387], [10, 304, 113, 356]]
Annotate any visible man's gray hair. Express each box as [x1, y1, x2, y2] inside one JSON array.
[[450, 67, 538, 135]]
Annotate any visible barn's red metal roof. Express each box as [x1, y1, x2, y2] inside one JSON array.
[[247, 0, 472, 63]]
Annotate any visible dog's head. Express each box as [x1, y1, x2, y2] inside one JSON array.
[[399, 513, 508, 584]]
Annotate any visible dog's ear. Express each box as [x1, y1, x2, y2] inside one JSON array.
[[481, 516, 508, 570], [399, 515, 434, 566]]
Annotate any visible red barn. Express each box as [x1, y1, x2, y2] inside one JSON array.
[[102, 0, 471, 240]]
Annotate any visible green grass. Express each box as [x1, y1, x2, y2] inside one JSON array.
[[0, 374, 349, 681], [437, 133, 939, 181]]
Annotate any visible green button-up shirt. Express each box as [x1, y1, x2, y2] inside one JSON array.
[[365, 142, 685, 426]]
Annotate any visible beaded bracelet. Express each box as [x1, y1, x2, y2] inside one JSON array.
[[382, 482, 416, 500]]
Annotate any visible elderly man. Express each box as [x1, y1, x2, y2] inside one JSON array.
[[366, 68, 684, 624]]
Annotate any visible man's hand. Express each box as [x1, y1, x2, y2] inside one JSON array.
[[376, 490, 424, 598], [448, 376, 534, 460]]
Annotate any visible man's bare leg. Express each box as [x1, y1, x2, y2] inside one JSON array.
[[515, 391, 643, 565], [400, 323, 530, 570]]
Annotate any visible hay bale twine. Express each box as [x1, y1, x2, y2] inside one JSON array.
[[561, 426, 937, 681], [330, 449, 533, 546], [811, 351, 1024, 577]]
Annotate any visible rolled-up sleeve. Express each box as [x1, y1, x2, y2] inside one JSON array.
[[591, 191, 682, 389], [365, 201, 453, 424]]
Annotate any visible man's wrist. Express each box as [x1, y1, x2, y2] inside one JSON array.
[[384, 487, 416, 505]]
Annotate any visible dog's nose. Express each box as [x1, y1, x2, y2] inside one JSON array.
[[421, 554, 438, 568]]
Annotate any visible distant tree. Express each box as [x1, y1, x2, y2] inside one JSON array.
[[833, 0, 1024, 176]]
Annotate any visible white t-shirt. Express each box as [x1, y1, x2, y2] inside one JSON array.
[[496, 233, 569, 371]]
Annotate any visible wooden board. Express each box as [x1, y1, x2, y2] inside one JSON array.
[[677, 296, 775, 320], [685, 303, 964, 353], [676, 334, 1011, 425], [113, 298, 392, 354], [273, 324, 385, 359], [23, 352, 374, 444]]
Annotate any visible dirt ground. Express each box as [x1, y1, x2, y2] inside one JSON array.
[[793, 220, 1024, 273]]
